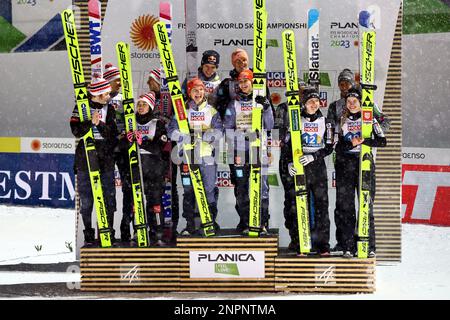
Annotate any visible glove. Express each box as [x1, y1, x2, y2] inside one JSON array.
[[287, 162, 297, 177], [299, 154, 315, 166], [255, 95, 271, 110]]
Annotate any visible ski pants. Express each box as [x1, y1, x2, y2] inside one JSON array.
[[113, 150, 133, 237], [180, 162, 218, 225], [279, 152, 330, 252], [77, 169, 116, 235], [335, 152, 376, 252], [141, 155, 166, 236], [229, 150, 270, 229]]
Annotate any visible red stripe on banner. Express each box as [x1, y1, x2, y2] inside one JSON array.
[[160, 14, 171, 21], [91, 57, 102, 65], [89, 13, 100, 19]]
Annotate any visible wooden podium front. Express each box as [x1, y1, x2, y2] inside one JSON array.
[[80, 230, 376, 294]]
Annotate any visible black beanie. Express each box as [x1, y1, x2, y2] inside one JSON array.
[[345, 86, 362, 101], [201, 50, 220, 67], [301, 86, 320, 105], [338, 68, 354, 84]]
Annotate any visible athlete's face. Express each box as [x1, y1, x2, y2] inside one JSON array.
[[346, 96, 361, 113], [234, 57, 249, 73], [201, 64, 217, 78], [190, 86, 205, 105], [147, 77, 160, 93], [305, 98, 320, 115], [92, 91, 111, 105], [109, 78, 121, 93], [137, 100, 150, 115], [339, 80, 352, 98], [238, 78, 252, 94]]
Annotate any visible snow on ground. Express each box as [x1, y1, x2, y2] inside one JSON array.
[[0, 205, 449, 299], [0, 205, 76, 265]]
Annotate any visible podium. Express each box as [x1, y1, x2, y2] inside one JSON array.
[[80, 229, 376, 293]]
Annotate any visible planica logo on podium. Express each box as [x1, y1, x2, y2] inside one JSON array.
[[189, 251, 265, 278]]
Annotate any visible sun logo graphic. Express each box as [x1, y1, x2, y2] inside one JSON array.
[[130, 14, 159, 51]]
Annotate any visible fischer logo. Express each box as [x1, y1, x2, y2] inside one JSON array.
[[156, 23, 176, 77], [254, 0, 264, 72], [364, 33, 374, 81], [63, 11, 82, 85]]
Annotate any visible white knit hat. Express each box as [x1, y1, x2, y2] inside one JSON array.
[[103, 63, 121, 82], [88, 74, 112, 96], [137, 92, 156, 110]]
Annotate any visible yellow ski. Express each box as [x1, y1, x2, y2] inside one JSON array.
[[153, 21, 215, 237], [282, 30, 311, 254], [116, 42, 149, 247], [61, 9, 111, 247]]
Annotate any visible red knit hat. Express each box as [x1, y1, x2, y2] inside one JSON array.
[[103, 63, 120, 82], [88, 74, 111, 96], [237, 69, 253, 82], [187, 77, 205, 97], [137, 92, 156, 110]]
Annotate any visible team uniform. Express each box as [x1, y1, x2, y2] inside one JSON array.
[[327, 69, 390, 252], [276, 88, 333, 253], [167, 99, 223, 235], [148, 68, 180, 239], [334, 87, 387, 256], [223, 87, 274, 233], [135, 93, 168, 244], [70, 79, 118, 244]]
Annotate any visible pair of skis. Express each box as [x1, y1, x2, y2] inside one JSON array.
[[248, 0, 268, 237], [357, 11, 377, 259], [154, 21, 216, 237], [281, 9, 320, 254], [61, 8, 111, 247], [63, 4, 151, 247]]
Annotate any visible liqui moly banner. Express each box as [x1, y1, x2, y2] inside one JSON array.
[[402, 148, 450, 226]]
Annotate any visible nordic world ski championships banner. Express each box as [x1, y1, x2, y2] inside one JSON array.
[[101, 0, 400, 110]]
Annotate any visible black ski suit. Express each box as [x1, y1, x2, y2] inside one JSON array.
[[276, 103, 333, 252], [70, 100, 118, 241], [136, 110, 168, 243], [334, 111, 387, 253]]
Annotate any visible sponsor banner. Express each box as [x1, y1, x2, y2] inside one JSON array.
[[402, 148, 450, 226], [189, 250, 265, 278], [102, 0, 400, 103], [0, 153, 75, 208], [21, 137, 75, 154]]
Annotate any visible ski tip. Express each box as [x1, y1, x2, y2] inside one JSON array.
[[359, 10, 371, 28], [308, 8, 319, 27]]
